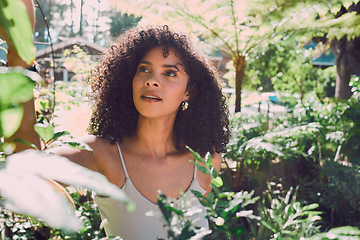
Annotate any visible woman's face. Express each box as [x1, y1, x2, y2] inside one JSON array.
[[132, 46, 189, 119]]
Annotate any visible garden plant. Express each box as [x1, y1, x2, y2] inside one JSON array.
[[1, 0, 360, 239]]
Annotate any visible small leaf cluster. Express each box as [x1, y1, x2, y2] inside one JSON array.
[[154, 147, 260, 240]]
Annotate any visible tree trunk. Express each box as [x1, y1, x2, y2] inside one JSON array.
[[330, 2, 360, 99], [79, 0, 84, 36], [70, 0, 74, 37], [330, 37, 360, 99], [234, 54, 246, 113]]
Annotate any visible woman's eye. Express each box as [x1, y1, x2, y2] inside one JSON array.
[[138, 66, 149, 73], [164, 70, 177, 77]]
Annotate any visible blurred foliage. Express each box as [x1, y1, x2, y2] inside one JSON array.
[[63, 45, 97, 83], [0, 69, 37, 142], [0, 0, 35, 64], [245, 41, 337, 103], [224, 91, 360, 233], [109, 10, 141, 38]]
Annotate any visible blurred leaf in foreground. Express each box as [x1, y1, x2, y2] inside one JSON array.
[[0, 0, 36, 64], [0, 170, 81, 232], [0, 150, 135, 231]]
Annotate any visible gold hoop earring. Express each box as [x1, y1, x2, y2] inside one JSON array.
[[181, 101, 188, 111]]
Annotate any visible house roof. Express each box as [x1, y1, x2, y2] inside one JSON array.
[[36, 36, 108, 59], [305, 41, 335, 66]]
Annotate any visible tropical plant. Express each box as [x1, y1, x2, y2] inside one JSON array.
[[110, 0, 298, 112], [254, 183, 322, 239]]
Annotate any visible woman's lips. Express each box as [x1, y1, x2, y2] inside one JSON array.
[[141, 94, 162, 102]]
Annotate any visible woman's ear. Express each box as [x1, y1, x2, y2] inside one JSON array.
[[184, 92, 190, 102], [185, 84, 196, 101]]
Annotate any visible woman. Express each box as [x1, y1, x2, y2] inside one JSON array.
[[6, 21, 230, 238], [51, 25, 231, 239]]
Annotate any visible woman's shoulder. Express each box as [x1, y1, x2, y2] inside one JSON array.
[[48, 135, 115, 172], [76, 135, 113, 148]]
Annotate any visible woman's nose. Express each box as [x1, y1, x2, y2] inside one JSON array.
[[145, 76, 159, 87]]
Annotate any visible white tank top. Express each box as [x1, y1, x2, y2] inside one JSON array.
[[94, 143, 209, 240]]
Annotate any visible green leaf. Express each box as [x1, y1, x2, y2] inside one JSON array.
[[211, 176, 223, 188], [261, 219, 277, 233], [40, 101, 48, 109], [218, 192, 235, 199], [210, 182, 220, 195], [13, 138, 38, 150], [330, 3, 342, 14], [302, 203, 319, 211], [0, 68, 36, 106], [236, 210, 254, 218], [190, 189, 209, 206], [0, 0, 36, 64], [186, 146, 206, 165], [34, 122, 54, 143], [157, 191, 172, 221], [52, 131, 71, 141], [61, 141, 93, 153], [205, 152, 212, 168], [190, 160, 211, 175], [211, 167, 218, 179], [0, 105, 23, 138]]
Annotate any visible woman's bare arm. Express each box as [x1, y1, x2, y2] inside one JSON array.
[[47, 135, 101, 173]]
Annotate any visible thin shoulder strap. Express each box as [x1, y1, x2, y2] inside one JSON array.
[[116, 142, 129, 179], [193, 161, 198, 179]]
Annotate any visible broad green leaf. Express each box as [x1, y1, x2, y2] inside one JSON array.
[[0, 68, 36, 106], [0, 0, 36, 64], [0, 170, 82, 232], [34, 122, 54, 143], [6, 150, 135, 212], [211, 176, 223, 188], [0, 105, 23, 138]]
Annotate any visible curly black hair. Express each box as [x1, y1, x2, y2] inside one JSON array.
[[87, 25, 230, 156]]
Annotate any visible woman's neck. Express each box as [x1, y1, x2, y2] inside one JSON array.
[[132, 115, 177, 158]]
